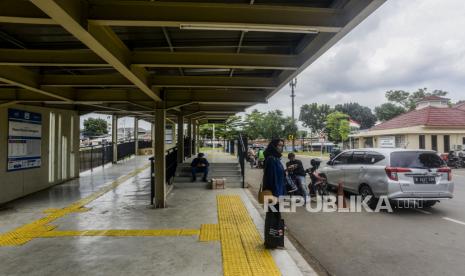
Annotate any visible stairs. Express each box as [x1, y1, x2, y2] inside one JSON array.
[[173, 162, 243, 188]]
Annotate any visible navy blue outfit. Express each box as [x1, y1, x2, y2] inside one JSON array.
[[191, 157, 209, 181], [263, 149, 286, 197], [262, 142, 286, 249]]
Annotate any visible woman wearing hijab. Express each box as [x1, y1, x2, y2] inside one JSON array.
[[262, 138, 286, 249]]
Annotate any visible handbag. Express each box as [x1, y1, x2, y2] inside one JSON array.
[[258, 182, 273, 204], [264, 210, 284, 249]]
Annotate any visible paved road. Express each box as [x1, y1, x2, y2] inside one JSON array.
[[246, 159, 465, 276]]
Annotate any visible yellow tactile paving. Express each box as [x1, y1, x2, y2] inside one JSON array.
[[0, 164, 283, 276], [217, 195, 281, 276], [199, 224, 220, 242], [0, 164, 149, 246], [27, 229, 200, 238]]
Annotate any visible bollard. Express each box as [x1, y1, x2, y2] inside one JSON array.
[[336, 181, 348, 209]]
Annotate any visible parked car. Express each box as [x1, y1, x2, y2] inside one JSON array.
[[322, 148, 454, 208]]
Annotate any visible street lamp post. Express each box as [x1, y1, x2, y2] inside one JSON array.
[[289, 78, 297, 152]]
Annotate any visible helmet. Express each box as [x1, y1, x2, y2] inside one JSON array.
[[310, 158, 322, 168]]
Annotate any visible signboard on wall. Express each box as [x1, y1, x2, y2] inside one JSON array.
[[379, 136, 395, 148], [7, 109, 42, 171]]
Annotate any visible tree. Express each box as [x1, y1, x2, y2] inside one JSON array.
[[386, 88, 448, 111], [215, 115, 243, 139], [325, 112, 350, 143], [374, 103, 406, 122], [242, 109, 298, 140], [83, 118, 108, 137], [334, 102, 377, 129], [199, 124, 214, 139], [299, 103, 332, 135], [261, 110, 289, 139], [297, 130, 308, 138], [243, 109, 265, 140]]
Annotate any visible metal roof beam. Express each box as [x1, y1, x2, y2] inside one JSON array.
[[40, 74, 277, 89], [31, 0, 161, 102], [0, 88, 265, 104], [0, 66, 73, 102], [0, 1, 343, 33], [87, 2, 343, 33], [0, 49, 299, 70], [132, 51, 298, 70]]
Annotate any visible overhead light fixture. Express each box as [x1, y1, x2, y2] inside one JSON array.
[[179, 23, 319, 34]]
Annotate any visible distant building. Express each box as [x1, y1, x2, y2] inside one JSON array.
[[351, 97, 465, 153]]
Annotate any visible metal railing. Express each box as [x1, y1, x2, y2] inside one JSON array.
[[238, 134, 247, 188], [117, 141, 136, 161], [184, 137, 191, 159], [79, 141, 138, 173], [79, 143, 113, 173], [149, 147, 178, 205], [138, 140, 152, 149]]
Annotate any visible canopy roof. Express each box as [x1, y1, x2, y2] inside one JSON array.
[[0, 0, 385, 123]]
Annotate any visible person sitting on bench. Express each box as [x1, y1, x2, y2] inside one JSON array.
[[191, 153, 210, 182]]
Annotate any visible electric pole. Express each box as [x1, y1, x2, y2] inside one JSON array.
[[289, 78, 297, 152]]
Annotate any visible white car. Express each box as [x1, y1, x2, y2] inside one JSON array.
[[322, 148, 454, 207]]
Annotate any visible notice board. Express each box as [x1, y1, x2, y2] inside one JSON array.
[[7, 109, 42, 171]]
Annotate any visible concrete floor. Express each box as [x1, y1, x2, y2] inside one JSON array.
[[0, 154, 312, 276]]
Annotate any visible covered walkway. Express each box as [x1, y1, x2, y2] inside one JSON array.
[[0, 153, 313, 276], [0, 1, 385, 275]]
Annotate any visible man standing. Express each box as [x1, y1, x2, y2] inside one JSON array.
[[191, 153, 209, 182], [286, 153, 309, 199]]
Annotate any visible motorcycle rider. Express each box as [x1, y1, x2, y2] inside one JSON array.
[[307, 158, 325, 196]]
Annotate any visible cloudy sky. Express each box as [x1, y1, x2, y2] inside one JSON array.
[[82, 0, 465, 130], [249, 0, 465, 117]]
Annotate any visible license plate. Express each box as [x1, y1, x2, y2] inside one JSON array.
[[413, 176, 436, 184]]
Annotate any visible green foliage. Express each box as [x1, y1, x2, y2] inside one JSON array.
[[243, 109, 265, 140], [297, 130, 308, 138], [198, 116, 244, 139], [385, 88, 448, 111], [214, 116, 243, 139], [299, 103, 332, 134], [325, 112, 350, 143], [83, 117, 108, 137], [243, 109, 297, 140], [374, 103, 406, 122], [334, 102, 377, 129]]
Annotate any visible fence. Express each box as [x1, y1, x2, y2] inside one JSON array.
[[138, 140, 152, 149], [117, 141, 136, 161], [149, 147, 178, 205], [79, 143, 113, 173], [79, 141, 137, 173]]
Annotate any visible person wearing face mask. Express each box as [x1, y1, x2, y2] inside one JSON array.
[[262, 138, 286, 249]]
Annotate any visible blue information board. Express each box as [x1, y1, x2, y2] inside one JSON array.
[[7, 109, 42, 171]]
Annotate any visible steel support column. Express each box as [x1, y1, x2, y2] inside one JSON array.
[[192, 119, 197, 156], [177, 113, 184, 163], [112, 114, 118, 163], [134, 117, 139, 154], [154, 109, 166, 208], [187, 118, 192, 157]]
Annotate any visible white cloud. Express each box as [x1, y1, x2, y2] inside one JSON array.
[[249, 0, 465, 117]]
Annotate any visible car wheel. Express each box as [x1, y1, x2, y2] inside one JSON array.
[[359, 185, 377, 209], [422, 201, 437, 208]]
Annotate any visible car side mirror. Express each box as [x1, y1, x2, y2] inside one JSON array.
[[327, 160, 333, 166]]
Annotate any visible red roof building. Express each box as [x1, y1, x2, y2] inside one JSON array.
[[351, 100, 465, 153], [371, 106, 465, 131]]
